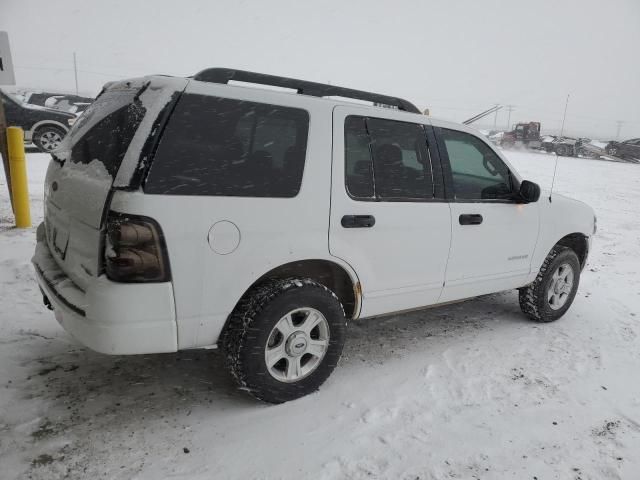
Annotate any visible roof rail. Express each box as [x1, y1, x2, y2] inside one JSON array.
[[192, 68, 421, 114]]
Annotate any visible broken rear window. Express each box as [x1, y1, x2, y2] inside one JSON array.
[[60, 87, 146, 177]]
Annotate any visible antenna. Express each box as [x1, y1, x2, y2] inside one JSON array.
[[549, 94, 570, 202], [73, 52, 79, 95]]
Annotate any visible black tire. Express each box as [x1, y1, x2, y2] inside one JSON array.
[[519, 246, 581, 322], [33, 125, 66, 152], [555, 144, 569, 157], [221, 278, 347, 403], [606, 146, 617, 156]]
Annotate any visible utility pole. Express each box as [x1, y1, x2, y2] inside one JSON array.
[[615, 120, 624, 140], [493, 103, 499, 130], [505, 105, 514, 131], [73, 52, 79, 95], [559, 94, 570, 138]]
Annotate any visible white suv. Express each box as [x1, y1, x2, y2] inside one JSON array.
[[33, 69, 596, 403]]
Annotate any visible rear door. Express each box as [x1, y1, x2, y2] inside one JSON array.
[[434, 126, 539, 302], [42, 77, 186, 290], [329, 107, 451, 318]]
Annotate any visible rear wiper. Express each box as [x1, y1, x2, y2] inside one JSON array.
[[51, 152, 65, 167]]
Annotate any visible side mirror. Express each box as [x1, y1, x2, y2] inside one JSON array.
[[516, 180, 541, 203]]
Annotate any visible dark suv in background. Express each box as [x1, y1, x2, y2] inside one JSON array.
[[23, 91, 93, 114], [1, 89, 76, 152], [605, 138, 640, 162]]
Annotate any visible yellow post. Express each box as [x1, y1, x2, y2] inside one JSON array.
[[7, 127, 31, 228]]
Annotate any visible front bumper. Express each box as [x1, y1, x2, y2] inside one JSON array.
[[32, 223, 178, 355]]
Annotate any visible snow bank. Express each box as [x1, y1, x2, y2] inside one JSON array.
[[1, 151, 639, 479]]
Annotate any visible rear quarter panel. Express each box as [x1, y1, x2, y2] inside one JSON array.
[[109, 83, 357, 349]]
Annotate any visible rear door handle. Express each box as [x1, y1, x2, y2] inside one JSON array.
[[341, 215, 376, 228], [459, 214, 483, 225]]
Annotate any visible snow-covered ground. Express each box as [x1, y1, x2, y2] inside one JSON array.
[[1, 151, 639, 480]]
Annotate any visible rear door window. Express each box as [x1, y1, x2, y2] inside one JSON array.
[[145, 94, 309, 197], [344, 115, 434, 201]]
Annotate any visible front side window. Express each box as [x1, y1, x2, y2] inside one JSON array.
[[344, 115, 433, 201], [441, 128, 513, 200], [145, 94, 309, 197]]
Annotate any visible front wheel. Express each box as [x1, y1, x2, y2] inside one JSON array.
[[221, 278, 347, 403], [519, 246, 581, 322], [33, 125, 66, 152], [555, 144, 570, 157]]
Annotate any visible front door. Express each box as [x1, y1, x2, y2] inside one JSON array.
[[435, 126, 540, 302], [329, 107, 452, 318]]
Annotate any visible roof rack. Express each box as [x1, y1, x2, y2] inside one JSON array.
[[193, 68, 420, 114]]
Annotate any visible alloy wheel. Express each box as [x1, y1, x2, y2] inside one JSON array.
[[547, 263, 574, 310], [264, 307, 330, 383], [39, 130, 63, 151]]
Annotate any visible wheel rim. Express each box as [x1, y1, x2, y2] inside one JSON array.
[[39, 130, 63, 151], [547, 263, 574, 310], [264, 307, 330, 383]]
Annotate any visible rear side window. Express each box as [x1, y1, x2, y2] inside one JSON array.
[[145, 94, 309, 197], [64, 88, 146, 177], [345, 115, 433, 201]]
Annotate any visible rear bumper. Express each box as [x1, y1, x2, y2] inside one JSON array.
[[32, 223, 178, 355]]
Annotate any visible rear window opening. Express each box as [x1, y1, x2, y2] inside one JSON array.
[[57, 86, 147, 177], [144, 94, 309, 197]]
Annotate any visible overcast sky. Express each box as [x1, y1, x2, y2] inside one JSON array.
[[2, 0, 639, 139]]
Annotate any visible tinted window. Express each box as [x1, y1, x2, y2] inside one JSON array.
[[345, 115, 433, 201], [441, 129, 513, 200], [344, 116, 374, 198], [145, 94, 309, 197]]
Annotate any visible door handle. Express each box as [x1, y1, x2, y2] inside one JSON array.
[[459, 214, 483, 225], [341, 215, 376, 228]]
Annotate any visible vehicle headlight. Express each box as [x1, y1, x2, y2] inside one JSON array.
[[67, 117, 76, 126]]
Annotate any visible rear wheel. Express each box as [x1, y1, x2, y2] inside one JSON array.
[[221, 278, 347, 403], [519, 246, 581, 322], [33, 125, 66, 152]]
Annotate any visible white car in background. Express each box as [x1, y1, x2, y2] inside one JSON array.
[[32, 69, 596, 403]]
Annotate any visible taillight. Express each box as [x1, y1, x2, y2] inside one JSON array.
[[105, 212, 171, 283]]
